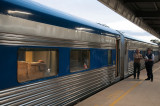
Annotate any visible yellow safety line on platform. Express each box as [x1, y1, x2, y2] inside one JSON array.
[[109, 66, 160, 106], [109, 81, 142, 106]]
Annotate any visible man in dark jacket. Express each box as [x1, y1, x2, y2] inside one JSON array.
[[145, 48, 154, 82]]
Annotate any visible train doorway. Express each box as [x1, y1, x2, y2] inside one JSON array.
[[116, 39, 120, 77], [124, 40, 129, 77]]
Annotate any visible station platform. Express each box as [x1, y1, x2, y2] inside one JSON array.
[[75, 62, 160, 106]]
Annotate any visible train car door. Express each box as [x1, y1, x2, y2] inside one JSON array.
[[119, 34, 125, 79], [116, 31, 125, 80], [124, 40, 129, 77], [116, 39, 120, 77]]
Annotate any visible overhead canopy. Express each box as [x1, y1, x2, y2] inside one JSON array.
[[99, 0, 160, 39]]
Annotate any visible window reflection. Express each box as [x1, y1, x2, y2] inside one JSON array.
[[17, 48, 58, 82], [108, 50, 112, 65], [70, 50, 90, 72]]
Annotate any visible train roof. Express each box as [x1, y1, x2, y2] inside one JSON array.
[[0, 0, 158, 46], [0, 0, 120, 37], [123, 33, 157, 45]]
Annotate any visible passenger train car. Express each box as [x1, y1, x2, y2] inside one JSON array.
[[0, 0, 159, 105]]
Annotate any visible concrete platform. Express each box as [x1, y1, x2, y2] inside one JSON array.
[[75, 62, 160, 106]]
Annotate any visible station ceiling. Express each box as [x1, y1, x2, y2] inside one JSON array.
[[99, 0, 160, 39]]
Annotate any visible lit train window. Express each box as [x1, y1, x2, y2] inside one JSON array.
[[17, 48, 58, 82], [108, 50, 112, 65], [70, 50, 90, 72]]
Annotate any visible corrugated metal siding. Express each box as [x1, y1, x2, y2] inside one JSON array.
[[140, 60, 145, 70], [128, 60, 145, 75], [154, 55, 159, 63], [128, 61, 133, 75], [127, 57, 159, 77], [0, 66, 116, 106]]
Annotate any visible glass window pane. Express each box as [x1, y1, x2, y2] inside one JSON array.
[[108, 50, 112, 65], [70, 50, 90, 72], [17, 48, 58, 83]]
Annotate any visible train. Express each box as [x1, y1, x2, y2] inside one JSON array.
[[0, 0, 159, 105]]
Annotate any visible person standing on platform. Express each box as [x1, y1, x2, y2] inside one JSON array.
[[145, 48, 154, 82], [133, 49, 142, 79]]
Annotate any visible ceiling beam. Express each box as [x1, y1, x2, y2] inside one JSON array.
[[151, 26, 160, 28], [151, 27, 160, 32], [149, 24, 160, 27], [154, 2, 158, 10], [145, 21, 160, 25], [149, 24, 160, 25], [144, 19, 160, 22], [124, 0, 160, 3], [135, 11, 160, 17]]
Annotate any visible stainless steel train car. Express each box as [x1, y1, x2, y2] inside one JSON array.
[[124, 36, 159, 77], [0, 0, 159, 106]]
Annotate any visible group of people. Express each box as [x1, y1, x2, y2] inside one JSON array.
[[133, 48, 154, 82]]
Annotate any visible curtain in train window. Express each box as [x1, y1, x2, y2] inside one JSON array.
[[17, 48, 58, 82], [108, 50, 112, 65], [70, 50, 90, 72]]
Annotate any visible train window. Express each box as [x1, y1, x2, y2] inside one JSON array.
[[141, 51, 145, 58], [17, 48, 58, 82], [70, 49, 90, 72], [156, 51, 158, 55], [108, 50, 112, 65]]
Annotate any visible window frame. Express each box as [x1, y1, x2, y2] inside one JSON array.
[[70, 49, 90, 73], [17, 47, 59, 83]]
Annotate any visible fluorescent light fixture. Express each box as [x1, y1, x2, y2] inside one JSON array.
[[76, 27, 93, 31], [8, 10, 32, 15]]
